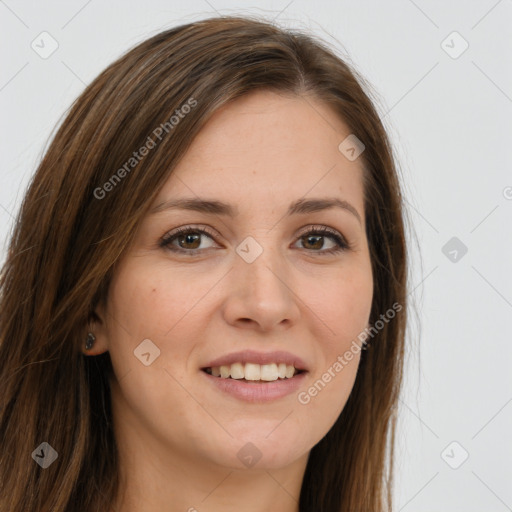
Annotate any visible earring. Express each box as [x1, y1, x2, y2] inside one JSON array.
[[85, 332, 96, 350]]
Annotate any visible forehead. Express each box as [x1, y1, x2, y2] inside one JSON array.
[[154, 90, 365, 218]]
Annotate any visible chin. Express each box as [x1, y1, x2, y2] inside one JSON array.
[[204, 429, 310, 471]]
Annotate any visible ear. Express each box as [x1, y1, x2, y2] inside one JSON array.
[[82, 305, 110, 356]]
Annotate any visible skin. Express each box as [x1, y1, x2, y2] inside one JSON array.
[[88, 89, 374, 512]]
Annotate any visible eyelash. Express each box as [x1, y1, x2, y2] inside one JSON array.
[[159, 224, 351, 256]]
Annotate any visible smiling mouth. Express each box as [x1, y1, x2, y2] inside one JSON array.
[[202, 362, 305, 383]]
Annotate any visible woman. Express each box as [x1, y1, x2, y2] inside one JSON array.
[[0, 15, 408, 512]]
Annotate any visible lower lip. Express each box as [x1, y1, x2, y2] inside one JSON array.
[[200, 370, 308, 403]]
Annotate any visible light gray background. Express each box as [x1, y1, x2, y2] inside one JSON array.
[[1, 1, 511, 510]]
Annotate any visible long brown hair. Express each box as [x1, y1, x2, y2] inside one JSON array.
[[0, 15, 408, 511]]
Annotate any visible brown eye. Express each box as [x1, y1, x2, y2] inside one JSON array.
[[301, 234, 326, 251], [175, 232, 201, 250], [295, 226, 350, 254], [160, 224, 350, 257], [160, 226, 218, 255]]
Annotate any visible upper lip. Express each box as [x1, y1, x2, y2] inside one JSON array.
[[202, 350, 308, 371]]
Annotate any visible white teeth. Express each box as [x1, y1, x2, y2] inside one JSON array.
[[260, 363, 278, 381], [285, 365, 295, 379], [207, 362, 299, 381], [230, 362, 244, 379], [244, 363, 260, 381]]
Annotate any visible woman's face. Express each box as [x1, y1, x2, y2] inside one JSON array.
[[96, 90, 373, 472]]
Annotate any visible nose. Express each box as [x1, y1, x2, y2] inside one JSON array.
[[221, 241, 301, 332]]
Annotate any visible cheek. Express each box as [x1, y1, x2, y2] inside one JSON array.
[[299, 261, 372, 417], [106, 261, 186, 340], [104, 264, 196, 421], [308, 260, 373, 345], [104, 260, 219, 383]]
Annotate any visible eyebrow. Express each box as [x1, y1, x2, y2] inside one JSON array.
[[150, 197, 362, 224]]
